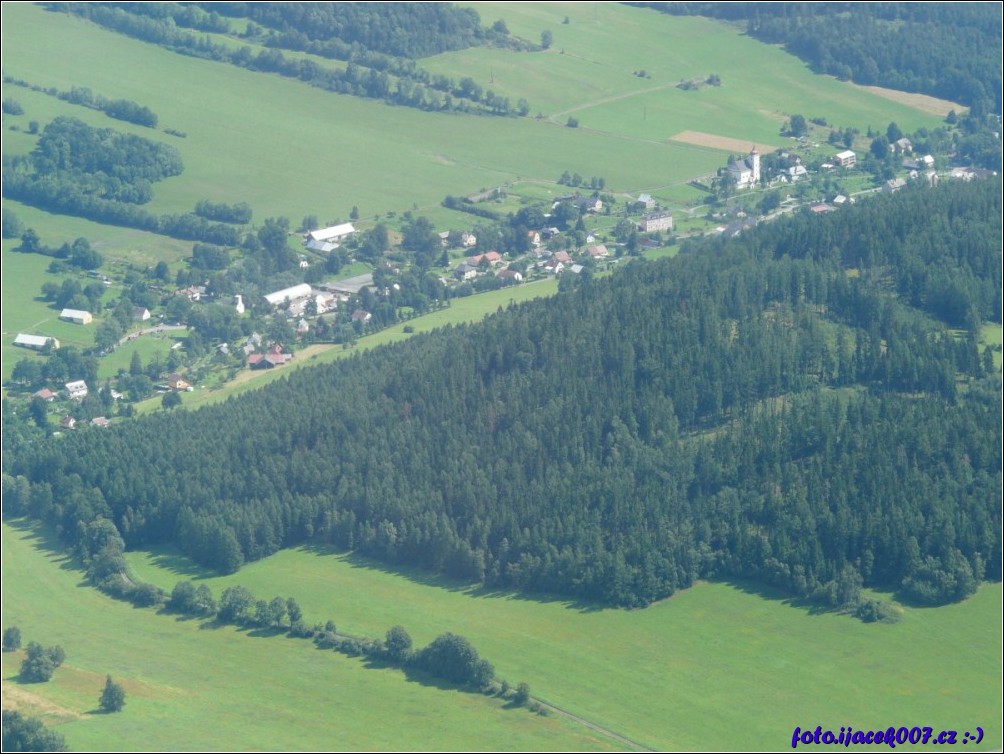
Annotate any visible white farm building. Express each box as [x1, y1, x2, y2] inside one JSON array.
[[264, 283, 312, 308], [15, 333, 60, 350], [308, 223, 356, 243], [60, 308, 93, 325]]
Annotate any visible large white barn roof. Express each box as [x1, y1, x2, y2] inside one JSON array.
[[308, 223, 356, 242], [264, 283, 312, 306]]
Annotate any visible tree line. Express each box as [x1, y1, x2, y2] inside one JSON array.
[[47, 3, 533, 118], [3, 75, 159, 128], [2, 180, 1000, 610], [2, 117, 242, 245]]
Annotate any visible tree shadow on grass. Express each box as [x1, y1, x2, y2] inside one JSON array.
[[141, 549, 209, 581], [297, 544, 608, 614], [715, 577, 845, 617], [4, 518, 80, 575]]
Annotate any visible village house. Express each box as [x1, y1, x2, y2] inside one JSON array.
[[468, 251, 503, 267], [883, 178, 907, 193], [496, 269, 523, 284], [248, 343, 292, 370], [454, 262, 478, 281], [570, 195, 603, 214], [833, 150, 857, 168], [60, 308, 93, 325], [133, 306, 151, 321], [461, 232, 477, 247], [351, 309, 372, 323], [15, 333, 59, 351], [65, 380, 88, 400], [59, 415, 77, 430], [637, 193, 656, 210], [314, 293, 337, 314], [543, 258, 565, 275], [33, 388, 57, 402], [585, 244, 610, 259], [91, 417, 111, 428], [165, 373, 192, 391], [638, 210, 674, 233]]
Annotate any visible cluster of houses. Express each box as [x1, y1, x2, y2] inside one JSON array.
[[58, 415, 110, 430]]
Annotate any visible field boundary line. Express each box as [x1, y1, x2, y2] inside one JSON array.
[[533, 694, 658, 752]]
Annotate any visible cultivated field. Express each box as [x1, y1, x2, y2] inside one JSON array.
[[122, 542, 1004, 752], [671, 130, 780, 153], [857, 84, 966, 117], [1, 522, 623, 753]]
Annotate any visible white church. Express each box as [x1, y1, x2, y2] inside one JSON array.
[[727, 146, 761, 189]]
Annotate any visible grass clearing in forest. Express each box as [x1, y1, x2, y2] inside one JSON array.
[[123, 541, 1003, 752], [0, 521, 624, 753]]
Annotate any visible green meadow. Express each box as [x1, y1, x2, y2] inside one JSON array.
[[2, 1, 948, 227], [433, 3, 946, 140], [2, 6, 995, 751], [1, 243, 100, 381], [1, 522, 624, 753], [121, 541, 1002, 752], [96, 331, 187, 382]]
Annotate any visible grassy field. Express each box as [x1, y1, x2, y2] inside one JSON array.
[[0, 244, 101, 381], [980, 323, 1003, 369], [432, 3, 948, 140], [0, 521, 624, 753], [120, 540, 1003, 751], [2, 2, 948, 226], [96, 331, 187, 382]]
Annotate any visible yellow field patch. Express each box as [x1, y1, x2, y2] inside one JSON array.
[[857, 84, 965, 117], [670, 130, 778, 153], [1, 681, 83, 723]]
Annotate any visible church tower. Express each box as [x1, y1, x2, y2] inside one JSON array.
[[750, 145, 760, 184]]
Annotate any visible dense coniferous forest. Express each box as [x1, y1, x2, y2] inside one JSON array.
[[634, 2, 1002, 114], [191, 2, 495, 59], [3, 181, 1000, 609]]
